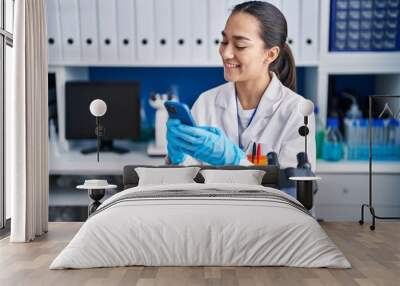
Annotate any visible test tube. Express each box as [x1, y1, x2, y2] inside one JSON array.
[[395, 120, 400, 160], [354, 119, 360, 160], [361, 119, 369, 160]]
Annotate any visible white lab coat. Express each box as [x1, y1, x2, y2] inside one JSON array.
[[183, 73, 316, 172]]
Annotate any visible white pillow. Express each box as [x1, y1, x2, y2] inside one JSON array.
[[200, 169, 266, 185], [135, 167, 200, 186]]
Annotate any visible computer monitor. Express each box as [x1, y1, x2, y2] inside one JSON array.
[[65, 81, 140, 154]]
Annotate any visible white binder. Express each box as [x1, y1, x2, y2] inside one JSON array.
[[208, 0, 226, 64], [136, 0, 156, 62], [173, 0, 191, 62], [300, 0, 319, 63], [97, 0, 118, 62], [154, 0, 173, 61], [190, 0, 208, 63], [46, 0, 63, 63], [59, 0, 81, 62], [78, 0, 99, 63], [117, 0, 136, 62], [282, 0, 300, 62]]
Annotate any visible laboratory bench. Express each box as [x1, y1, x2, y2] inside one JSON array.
[[49, 141, 164, 175], [49, 140, 400, 222]]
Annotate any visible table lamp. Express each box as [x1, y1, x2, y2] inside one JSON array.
[[89, 99, 107, 162], [297, 99, 314, 170]]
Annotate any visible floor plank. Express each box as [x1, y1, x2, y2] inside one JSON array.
[[0, 222, 399, 286]]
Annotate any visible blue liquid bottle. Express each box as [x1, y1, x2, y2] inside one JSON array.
[[387, 119, 399, 160], [322, 118, 344, 161], [314, 106, 325, 159]]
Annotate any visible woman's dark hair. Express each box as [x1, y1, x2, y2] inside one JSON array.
[[232, 1, 296, 92]]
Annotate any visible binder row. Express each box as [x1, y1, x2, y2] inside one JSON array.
[[47, 0, 320, 65]]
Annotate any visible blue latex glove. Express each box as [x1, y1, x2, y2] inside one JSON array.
[[166, 119, 186, 164], [169, 124, 245, 165]]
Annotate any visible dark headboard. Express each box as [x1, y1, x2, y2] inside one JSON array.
[[123, 165, 282, 190], [122, 165, 318, 210]]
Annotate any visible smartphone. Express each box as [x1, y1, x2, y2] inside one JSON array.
[[164, 101, 196, 127]]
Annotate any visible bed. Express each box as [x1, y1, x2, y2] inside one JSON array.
[[50, 165, 350, 269]]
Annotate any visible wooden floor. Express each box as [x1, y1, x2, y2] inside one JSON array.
[[0, 222, 399, 286]]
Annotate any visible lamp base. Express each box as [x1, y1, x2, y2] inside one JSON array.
[[296, 180, 313, 210]]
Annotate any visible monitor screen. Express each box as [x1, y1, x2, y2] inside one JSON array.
[[65, 81, 140, 140]]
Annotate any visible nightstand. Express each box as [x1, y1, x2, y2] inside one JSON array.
[[77, 180, 117, 216]]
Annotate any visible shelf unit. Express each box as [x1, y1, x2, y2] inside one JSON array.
[[316, 160, 400, 174], [316, 0, 400, 124]]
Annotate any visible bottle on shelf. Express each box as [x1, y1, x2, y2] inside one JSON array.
[[360, 119, 370, 160], [387, 119, 400, 160], [342, 92, 362, 120], [342, 92, 362, 161], [322, 118, 344, 161], [372, 119, 385, 160], [396, 120, 400, 160], [314, 106, 325, 159], [345, 119, 358, 160]]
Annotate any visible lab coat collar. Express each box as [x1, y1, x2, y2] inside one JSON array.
[[215, 73, 285, 148], [215, 81, 236, 112], [253, 72, 283, 118], [215, 72, 284, 118]]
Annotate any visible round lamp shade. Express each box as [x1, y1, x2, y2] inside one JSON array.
[[298, 99, 314, 117], [90, 99, 107, 117]]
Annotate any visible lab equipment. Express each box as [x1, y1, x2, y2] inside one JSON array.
[[166, 119, 186, 165], [65, 81, 140, 154], [252, 142, 257, 163], [314, 106, 325, 159], [246, 142, 268, 165], [267, 152, 279, 166], [89, 99, 107, 162], [330, 0, 400, 52], [170, 124, 245, 165], [387, 119, 400, 159], [147, 92, 178, 156], [372, 119, 385, 159], [344, 118, 361, 160], [164, 101, 197, 127], [345, 118, 400, 161], [360, 95, 400, 231], [256, 144, 261, 164], [297, 99, 314, 168], [342, 92, 362, 119], [297, 152, 312, 170], [322, 118, 344, 161]]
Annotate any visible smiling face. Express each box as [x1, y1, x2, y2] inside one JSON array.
[[219, 12, 275, 83]]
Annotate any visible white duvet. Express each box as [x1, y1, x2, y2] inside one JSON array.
[[50, 183, 350, 269]]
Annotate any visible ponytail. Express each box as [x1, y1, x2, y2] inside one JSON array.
[[270, 43, 297, 92], [232, 1, 297, 92]]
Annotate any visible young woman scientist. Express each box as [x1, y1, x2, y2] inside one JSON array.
[[167, 1, 316, 171]]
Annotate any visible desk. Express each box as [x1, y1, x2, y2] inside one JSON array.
[[50, 141, 164, 175]]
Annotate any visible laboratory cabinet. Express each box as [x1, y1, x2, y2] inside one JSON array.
[[315, 170, 400, 221], [46, 0, 320, 66]]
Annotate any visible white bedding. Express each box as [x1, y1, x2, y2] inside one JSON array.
[[50, 183, 350, 269]]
